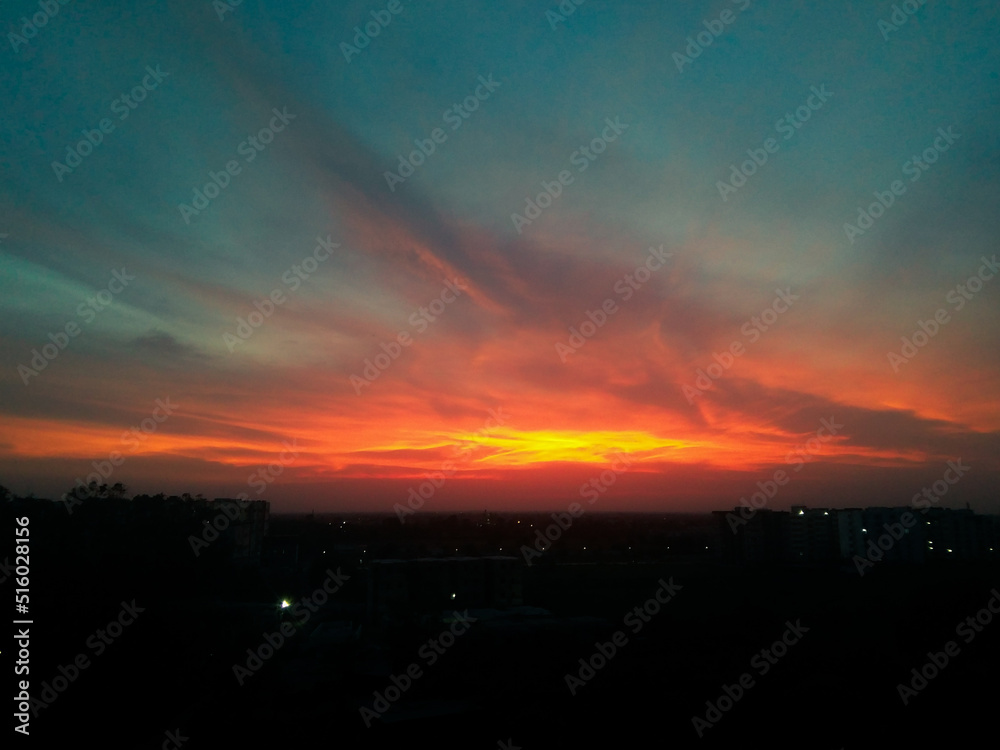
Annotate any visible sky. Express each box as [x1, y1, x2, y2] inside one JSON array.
[[1, 0, 999, 514]]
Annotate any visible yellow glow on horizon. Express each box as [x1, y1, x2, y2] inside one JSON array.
[[359, 427, 710, 467]]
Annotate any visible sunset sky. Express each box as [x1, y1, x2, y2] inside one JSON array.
[[2, 0, 999, 513]]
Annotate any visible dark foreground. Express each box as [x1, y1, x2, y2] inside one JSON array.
[[4, 501, 998, 748]]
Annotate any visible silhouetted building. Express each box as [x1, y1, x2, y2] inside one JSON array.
[[790, 506, 840, 561], [836, 508, 866, 559], [714, 504, 999, 565], [920, 507, 980, 561], [856, 507, 925, 562]]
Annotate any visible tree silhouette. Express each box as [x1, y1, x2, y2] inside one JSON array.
[[63, 481, 129, 501]]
